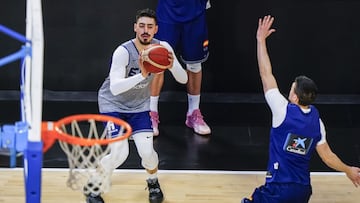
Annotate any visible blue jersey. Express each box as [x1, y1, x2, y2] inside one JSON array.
[[266, 104, 322, 185], [156, 0, 208, 23]]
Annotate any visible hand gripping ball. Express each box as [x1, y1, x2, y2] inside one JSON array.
[[141, 44, 171, 73]]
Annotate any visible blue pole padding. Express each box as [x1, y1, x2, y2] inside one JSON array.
[[24, 141, 43, 203], [0, 46, 31, 67], [0, 24, 29, 43]]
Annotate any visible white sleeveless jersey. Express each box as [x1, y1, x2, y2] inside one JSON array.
[[98, 39, 157, 113]]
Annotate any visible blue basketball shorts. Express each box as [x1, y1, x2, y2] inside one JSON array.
[[246, 182, 312, 203], [156, 12, 209, 64], [101, 111, 152, 137]]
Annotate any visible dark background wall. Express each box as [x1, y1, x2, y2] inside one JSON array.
[[1, 0, 360, 94]]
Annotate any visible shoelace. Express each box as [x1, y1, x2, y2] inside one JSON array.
[[191, 111, 205, 125]]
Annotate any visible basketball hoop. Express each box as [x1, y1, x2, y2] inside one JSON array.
[[41, 114, 132, 195]]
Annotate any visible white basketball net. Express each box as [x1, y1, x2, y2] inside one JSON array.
[[58, 118, 123, 195]]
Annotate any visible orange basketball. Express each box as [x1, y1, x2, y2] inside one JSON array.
[[141, 44, 170, 73]]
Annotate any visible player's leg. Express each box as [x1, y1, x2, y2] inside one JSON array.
[[100, 140, 129, 178], [131, 111, 164, 203], [84, 112, 130, 203], [133, 132, 163, 203], [241, 184, 271, 203], [242, 183, 312, 203], [100, 112, 131, 172], [85, 140, 129, 203], [181, 13, 211, 135], [185, 64, 210, 135], [150, 21, 180, 136]]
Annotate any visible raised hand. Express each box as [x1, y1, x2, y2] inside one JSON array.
[[257, 15, 276, 42]]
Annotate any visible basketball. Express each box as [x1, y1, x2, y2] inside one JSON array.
[[141, 44, 170, 73]]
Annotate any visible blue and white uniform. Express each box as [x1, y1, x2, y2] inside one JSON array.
[[99, 38, 187, 134], [248, 88, 327, 203], [97, 38, 187, 172]]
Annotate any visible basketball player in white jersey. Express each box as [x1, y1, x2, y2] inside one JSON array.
[[87, 8, 187, 203]]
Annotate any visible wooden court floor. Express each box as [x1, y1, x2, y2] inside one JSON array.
[[0, 168, 359, 203]]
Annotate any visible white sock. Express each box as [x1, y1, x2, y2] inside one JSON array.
[[187, 94, 200, 115], [150, 96, 159, 112]]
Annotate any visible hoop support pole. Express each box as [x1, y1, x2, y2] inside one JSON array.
[[24, 141, 42, 203], [23, 0, 44, 203]]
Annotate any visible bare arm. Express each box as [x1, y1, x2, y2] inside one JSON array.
[[256, 15, 278, 93], [316, 142, 360, 187]]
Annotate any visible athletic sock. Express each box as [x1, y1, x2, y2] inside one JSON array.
[[150, 96, 159, 112], [187, 94, 200, 115]]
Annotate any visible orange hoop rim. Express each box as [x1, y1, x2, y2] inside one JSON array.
[[42, 114, 132, 148]]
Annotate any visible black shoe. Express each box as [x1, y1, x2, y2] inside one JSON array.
[[241, 197, 252, 203], [146, 178, 164, 203], [85, 193, 104, 203]]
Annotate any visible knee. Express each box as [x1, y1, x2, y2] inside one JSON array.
[[140, 150, 159, 170], [186, 62, 202, 73], [101, 141, 129, 169], [137, 145, 153, 159]]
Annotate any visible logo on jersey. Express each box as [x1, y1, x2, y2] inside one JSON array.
[[128, 66, 149, 89], [128, 66, 140, 76], [283, 133, 313, 155], [203, 40, 209, 47], [133, 82, 149, 89], [203, 40, 209, 52], [106, 121, 119, 137]]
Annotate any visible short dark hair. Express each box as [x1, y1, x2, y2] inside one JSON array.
[[294, 75, 318, 106], [135, 8, 157, 24]]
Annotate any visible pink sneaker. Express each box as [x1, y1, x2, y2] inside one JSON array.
[[149, 111, 160, 136], [185, 109, 211, 135]]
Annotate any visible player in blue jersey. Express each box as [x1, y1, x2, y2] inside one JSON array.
[[241, 15, 360, 203], [87, 8, 188, 203], [149, 0, 211, 136]]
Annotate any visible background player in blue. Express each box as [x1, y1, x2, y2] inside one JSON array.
[[149, 0, 211, 136], [89, 9, 187, 203], [242, 15, 360, 203]]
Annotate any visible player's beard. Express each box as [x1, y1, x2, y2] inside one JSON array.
[[140, 40, 151, 45], [139, 33, 151, 45]]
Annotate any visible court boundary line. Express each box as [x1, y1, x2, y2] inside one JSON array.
[[0, 167, 346, 176]]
